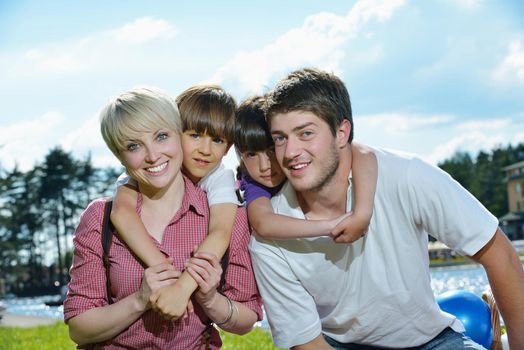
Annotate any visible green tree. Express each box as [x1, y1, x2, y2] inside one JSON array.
[[438, 151, 474, 189], [38, 147, 78, 285], [0, 166, 44, 293], [0, 148, 119, 295]]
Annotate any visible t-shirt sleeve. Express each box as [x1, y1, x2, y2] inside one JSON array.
[[115, 172, 137, 189], [249, 236, 322, 348], [198, 164, 240, 206], [240, 174, 272, 206], [406, 157, 498, 256]]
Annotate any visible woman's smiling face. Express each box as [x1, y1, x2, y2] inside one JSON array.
[[120, 128, 184, 193]]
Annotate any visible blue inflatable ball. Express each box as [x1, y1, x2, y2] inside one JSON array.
[[436, 290, 492, 349]]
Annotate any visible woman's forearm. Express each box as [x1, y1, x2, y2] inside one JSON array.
[[201, 293, 258, 335], [68, 291, 146, 345]]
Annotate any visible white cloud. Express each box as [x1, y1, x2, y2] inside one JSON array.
[[423, 115, 521, 164], [112, 17, 177, 44], [457, 119, 511, 131], [492, 40, 524, 85], [19, 17, 177, 74], [59, 112, 122, 169], [211, 0, 405, 93], [513, 132, 524, 145], [0, 110, 121, 172], [356, 113, 521, 165], [0, 112, 64, 170], [425, 130, 504, 165], [60, 112, 103, 150], [357, 112, 454, 134]]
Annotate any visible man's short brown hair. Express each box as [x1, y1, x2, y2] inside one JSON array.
[[265, 68, 353, 143]]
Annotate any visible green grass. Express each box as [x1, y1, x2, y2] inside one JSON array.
[[0, 321, 75, 350], [220, 328, 285, 350], [0, 322, 284, 350]]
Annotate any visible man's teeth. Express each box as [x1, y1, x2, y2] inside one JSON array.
[[291, 163, 308, 170], [147, 162, 167, 173]]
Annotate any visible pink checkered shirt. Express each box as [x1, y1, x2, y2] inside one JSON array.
[[64, 176, 262, 349]]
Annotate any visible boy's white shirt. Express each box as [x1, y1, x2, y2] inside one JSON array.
[[116, 162, 240, 206], [197, 163, 240, 206]]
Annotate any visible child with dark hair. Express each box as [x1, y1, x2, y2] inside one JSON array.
[[235, 95, 377, 241]]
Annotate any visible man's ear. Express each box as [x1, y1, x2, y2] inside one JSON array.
[[336, 119, 351, 147]]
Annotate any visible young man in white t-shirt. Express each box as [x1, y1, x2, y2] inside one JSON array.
[[249, 68, 524, 349]]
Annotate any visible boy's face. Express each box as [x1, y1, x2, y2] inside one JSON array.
[[181, 130, 230, 183]]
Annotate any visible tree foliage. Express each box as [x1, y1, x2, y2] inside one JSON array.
[[438, 143, 524, 218], [0, 148, 118, 295]]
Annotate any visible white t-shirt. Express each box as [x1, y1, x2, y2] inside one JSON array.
[[249, 147, 498, 348], [116, 163, 240, 206], [197, 163, 240, 206]]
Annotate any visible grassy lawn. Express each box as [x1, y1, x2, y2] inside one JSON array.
[[0, 321, 284, 350], [0, 322, 74, 350]]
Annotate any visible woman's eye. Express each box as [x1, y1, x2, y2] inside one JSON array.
[[245, 152, 256, 158], [190, 133, 200, 139], [126, 143, 139, 152], [157, 132, 168, 141], [213, 137, 225, 144]]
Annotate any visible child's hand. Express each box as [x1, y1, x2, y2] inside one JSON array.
[[138, 258, 178, 311], [330, 212, 369, 243], [150, 277, 194, 320], [186, 251, 222, 308]]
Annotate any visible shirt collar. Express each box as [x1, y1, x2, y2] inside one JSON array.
[[181, 175, 207, 217]]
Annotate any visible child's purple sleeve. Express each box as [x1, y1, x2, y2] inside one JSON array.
[[240, 174, 272, 206]]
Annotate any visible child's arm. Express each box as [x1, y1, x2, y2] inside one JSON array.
[[151, 163, 238, 320], [151, 203, 236, 320], [112, 185, 167, 266], [249, 196, 349, 239], [331, 142, 377, 243], [199, 203, 237, 257]]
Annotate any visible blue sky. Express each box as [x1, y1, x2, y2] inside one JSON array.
[[1, 0, 524, 173]]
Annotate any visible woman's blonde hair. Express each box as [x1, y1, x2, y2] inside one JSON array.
[[100, 86, 182, 159]]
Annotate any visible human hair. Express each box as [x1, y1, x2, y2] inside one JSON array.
[[100, 86, 182, 160], [265, 67, 353, 142], [234, 95, 273, 155], [176, 84, 236, 144]]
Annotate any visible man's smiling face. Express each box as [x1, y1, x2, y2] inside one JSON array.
[[270, 110, 341, 193]]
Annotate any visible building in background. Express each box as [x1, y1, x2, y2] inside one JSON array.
[[500, 160, 524, 240]]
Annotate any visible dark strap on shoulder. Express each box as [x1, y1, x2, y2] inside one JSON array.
[[219, 248, 229, 292], [101, 199, 114, 304]]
